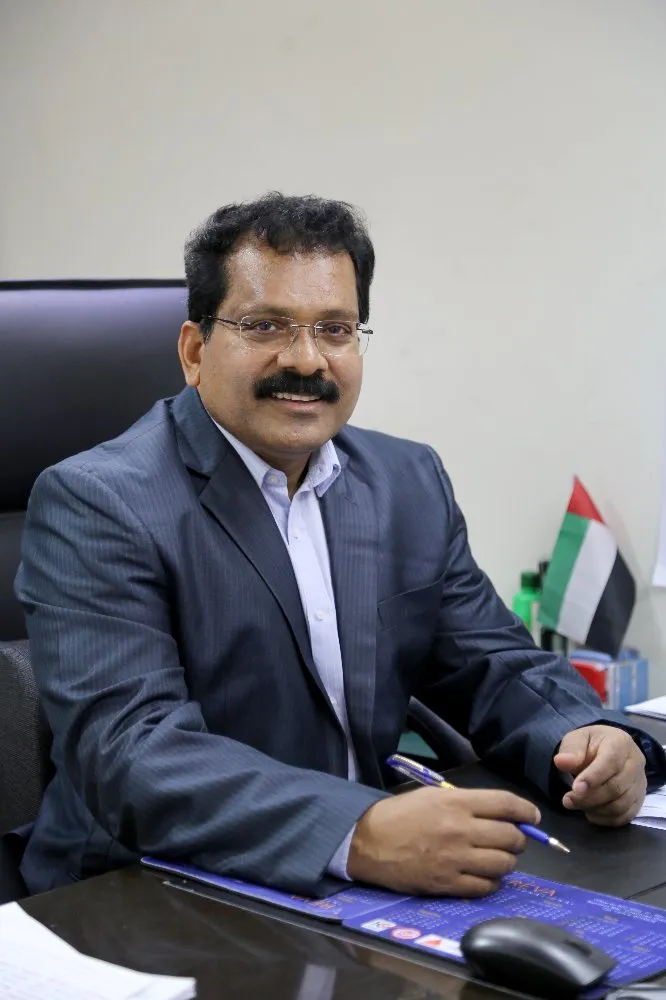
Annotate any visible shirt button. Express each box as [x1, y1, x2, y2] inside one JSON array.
[[331, 697, 338, 706], [292, 528, 300, 539], [314, 610, 325, 621]]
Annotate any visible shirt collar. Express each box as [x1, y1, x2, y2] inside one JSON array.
[[211, 419, 341, 498]]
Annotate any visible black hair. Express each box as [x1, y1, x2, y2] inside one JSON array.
[[184, 192, 375, 340]]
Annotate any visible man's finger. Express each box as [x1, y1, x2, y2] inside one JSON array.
[[463, 849, 517, 880], [553, 750, 586, 776], [563, 761, 635, 810], [553, 729, 592, 775], [462, 789, 541, 826], [584, 793, 644, 827], [580, 785, 636, 818], [470, 819, 527, 855], [445, 875, 500, 898], [569, 743, 626, 793]]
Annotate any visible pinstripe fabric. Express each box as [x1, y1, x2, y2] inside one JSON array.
[[16, 386, 616, 896], [213, 423, 358, 784], [213, 425, 359, 881]]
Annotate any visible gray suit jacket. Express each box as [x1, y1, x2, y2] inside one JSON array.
[[17, 387, 613, 895]]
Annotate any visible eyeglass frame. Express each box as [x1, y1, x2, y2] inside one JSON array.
[[203, 314, 373, 357]]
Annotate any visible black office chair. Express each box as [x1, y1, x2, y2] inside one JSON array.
[[0, 279, 187, 643], [405, 697, 477, 769], [0, 640, 53, 902], [0, 279, 187, 900], [0, 278, 474, 900]]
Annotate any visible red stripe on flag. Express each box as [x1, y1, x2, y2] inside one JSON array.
[[567, 477, 604, 524]]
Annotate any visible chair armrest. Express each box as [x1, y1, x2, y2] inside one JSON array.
[[406, 697, 478, 769], [0, 640, 53, 834]]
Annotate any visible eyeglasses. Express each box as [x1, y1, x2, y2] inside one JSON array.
[[206, 315, 373, 357]]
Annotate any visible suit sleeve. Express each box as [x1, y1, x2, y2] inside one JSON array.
[[16, 463, 385, 895], [416, 448, 665, 795]]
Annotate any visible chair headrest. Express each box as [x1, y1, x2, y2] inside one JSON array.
[[0, 280, 187, 510]]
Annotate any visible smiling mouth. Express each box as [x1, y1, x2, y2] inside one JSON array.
[[270, 392, 323, 402]]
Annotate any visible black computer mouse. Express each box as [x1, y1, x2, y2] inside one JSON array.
[[461, 917, 617, 998]]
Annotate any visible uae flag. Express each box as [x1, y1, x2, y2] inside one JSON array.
[[538, 478, 635, 657]]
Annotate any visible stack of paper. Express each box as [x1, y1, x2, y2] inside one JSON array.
[[634, 785, 666, 831], [623, 697, 666, 831], [624, 695, 666, 719], [0, 902, 196, 1000], [631, 742, 666, 831]]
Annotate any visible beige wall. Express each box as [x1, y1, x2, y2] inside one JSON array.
[[2, 0, 666, 682]]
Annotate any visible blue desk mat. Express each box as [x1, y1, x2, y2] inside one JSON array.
[[142, 859, 666, 994], [345, 872, 666, 994], [141, 857, 407, 920]]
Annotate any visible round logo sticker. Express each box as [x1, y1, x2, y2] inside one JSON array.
[[390, 927, 422, 941]]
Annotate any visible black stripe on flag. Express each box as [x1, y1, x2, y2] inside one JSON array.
[[585, 551, 636, 658]]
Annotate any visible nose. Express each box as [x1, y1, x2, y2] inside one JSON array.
[[275, 327, 329, 375]]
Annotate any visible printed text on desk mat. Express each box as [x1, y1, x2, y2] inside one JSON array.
[[344, 872, 666, 993]]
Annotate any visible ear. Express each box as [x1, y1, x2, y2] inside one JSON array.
[[178, 321, 205, 387]]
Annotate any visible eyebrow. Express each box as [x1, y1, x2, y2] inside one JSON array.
[[232, 305, 359, 320], [316, 308, 359, 321]]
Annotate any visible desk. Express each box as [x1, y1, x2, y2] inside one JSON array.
[[21, 866, 516, 1000], [448, 762, 666, 898], [18, 760, 666, 1000], [626, 713, 666, 746], [634, 883, 666, 909], [626, 707, 666, 916]]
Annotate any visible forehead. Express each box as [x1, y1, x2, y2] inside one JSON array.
[[221, 240, 358, 315]]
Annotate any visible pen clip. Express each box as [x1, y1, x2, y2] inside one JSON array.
[[387, 754, 434, 777], [386, 754, 445, 787]]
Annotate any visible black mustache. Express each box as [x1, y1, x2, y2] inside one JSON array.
[[254, 372, 340, 403]]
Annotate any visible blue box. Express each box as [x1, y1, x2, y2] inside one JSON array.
[[569, 647, 649, 711]]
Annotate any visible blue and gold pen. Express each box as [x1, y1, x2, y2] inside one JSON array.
[[386, 753, 570, 854]]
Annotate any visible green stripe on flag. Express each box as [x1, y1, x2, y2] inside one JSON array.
[[538, 512, 590, 630]]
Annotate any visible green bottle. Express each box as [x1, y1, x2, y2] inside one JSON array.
[[512, 570, 541, 641]]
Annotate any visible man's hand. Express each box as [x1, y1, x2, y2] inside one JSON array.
[[553, 725, 647, 826], [347, 786, 540, 897]]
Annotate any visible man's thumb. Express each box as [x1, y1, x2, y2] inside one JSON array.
[[553, 732, 588, 773]]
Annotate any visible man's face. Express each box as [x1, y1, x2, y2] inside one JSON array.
[[180, 241, 363, 470]]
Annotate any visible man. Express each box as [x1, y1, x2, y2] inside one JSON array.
[[17, 193, 664, 898]]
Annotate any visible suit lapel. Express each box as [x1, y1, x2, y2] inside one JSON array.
[[171, 388, 332, 709], [321, 464, 381, 786]]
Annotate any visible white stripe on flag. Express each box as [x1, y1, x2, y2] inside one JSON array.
[[558, 519, 617, 644]]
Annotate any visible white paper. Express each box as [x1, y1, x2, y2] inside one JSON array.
[[632, 748, 666, 830], [623, 694, 666, 718], [0, 903, 196, 1000], [633, 785, 666, 830]]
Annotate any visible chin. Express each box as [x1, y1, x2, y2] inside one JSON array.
[[269, 423, 335, 454], [278, 432, 332, 455]]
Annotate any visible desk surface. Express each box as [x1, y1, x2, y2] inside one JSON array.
[[19, 755, 666, 1000], [626, 713, 666, 746], [448, 761, 666, 899], [22, 866, 517, 1000]]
